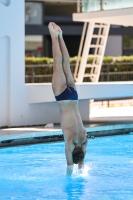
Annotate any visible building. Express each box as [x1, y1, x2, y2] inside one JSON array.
[[25, 0, 133, 58]]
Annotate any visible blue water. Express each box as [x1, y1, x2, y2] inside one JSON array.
[[0, 134, 133, 200]]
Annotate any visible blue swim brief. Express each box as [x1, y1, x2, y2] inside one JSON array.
[[55, 87, 78, 101]]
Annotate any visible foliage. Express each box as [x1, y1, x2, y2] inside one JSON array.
[[25, 57, 53, 65], [25, 56, 133, 65], [25, 56, 133, 82], [103, 56, 113, 63], [114, 56, 133, 63]]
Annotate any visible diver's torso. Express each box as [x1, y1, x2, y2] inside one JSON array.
[[58, 100, 86, 145]]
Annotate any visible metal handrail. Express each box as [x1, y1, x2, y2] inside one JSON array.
[[25, 62, 133, 83], [26, 62, 133, 68], [76, 0, 133, 13], [77, 0, 81, 12], [26, 63, 76, 68]]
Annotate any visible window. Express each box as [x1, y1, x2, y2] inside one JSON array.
[[25, 2, 43, 25], [45, 2, 76, 16], [25, 35, 43, 57], [123, 36, 133, 49]]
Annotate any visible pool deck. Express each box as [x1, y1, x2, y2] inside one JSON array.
[[0, 115, 133, 148]]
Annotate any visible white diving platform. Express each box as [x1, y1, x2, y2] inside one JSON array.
[[73, 7, 133, 26], [27, 83, 133, 104]]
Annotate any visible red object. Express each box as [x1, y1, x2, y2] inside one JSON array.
[[37, 46, 42, 53], [26, 53, 32, 57]]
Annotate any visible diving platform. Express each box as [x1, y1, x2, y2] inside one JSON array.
[[73, 7, 133, 26], [28, 83, 133, 104], [73, 7, 133, 83]]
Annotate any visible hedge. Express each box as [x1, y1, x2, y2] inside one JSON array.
[[25, 56, 133, 65], [25, 56, 133, 82]]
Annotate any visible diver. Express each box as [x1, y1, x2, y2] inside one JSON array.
[[48, 22, 88, 175]]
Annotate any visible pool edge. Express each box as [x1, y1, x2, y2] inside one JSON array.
[[0, 123, 133, 148]]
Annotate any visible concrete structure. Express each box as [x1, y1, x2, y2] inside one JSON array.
[[73, 7, 133, 83], [25, 1, 133, 57], [105, 35, 122, 56], [73, 7, 133, 26], [0, 0, 133, 127], [0, 0, 27, 127]]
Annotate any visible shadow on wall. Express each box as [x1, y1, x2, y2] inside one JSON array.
[[0, 0, 10, 6]]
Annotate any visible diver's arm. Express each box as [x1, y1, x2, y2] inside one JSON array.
[[65, 141, 75, 175]]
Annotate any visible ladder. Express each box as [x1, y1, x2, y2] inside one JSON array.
[[74, 22, 110, 83]]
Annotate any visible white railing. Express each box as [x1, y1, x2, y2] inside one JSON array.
[[77, 0, 133, 13]]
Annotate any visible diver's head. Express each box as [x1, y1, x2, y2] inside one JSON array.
[[72, 146, 84, 164]]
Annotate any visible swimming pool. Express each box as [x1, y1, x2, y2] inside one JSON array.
[[0, 133, 133, 199]]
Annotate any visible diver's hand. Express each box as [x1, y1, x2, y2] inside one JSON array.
[[66, 165, 73, 175]]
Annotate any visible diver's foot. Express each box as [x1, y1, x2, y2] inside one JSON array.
[[52, 22, 63, 38], [48, 22, 59, 38]]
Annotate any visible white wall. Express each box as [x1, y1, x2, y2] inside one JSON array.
[[0, 0, 28, 127], [104, 35, 122, 56], [0, 36, 9, 126]]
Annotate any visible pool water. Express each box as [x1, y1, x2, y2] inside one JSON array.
[[0, 133, 133, 200]]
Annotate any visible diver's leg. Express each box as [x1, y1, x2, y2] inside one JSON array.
[[48, 22, 67, 96], [52, 22, 76, 88]]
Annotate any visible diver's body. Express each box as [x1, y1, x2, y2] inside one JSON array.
[[59, 100, 87, 148], [48, 22, 88, 174]]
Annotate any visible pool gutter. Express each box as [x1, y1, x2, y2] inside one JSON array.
[[0, 123, 133, 148]]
